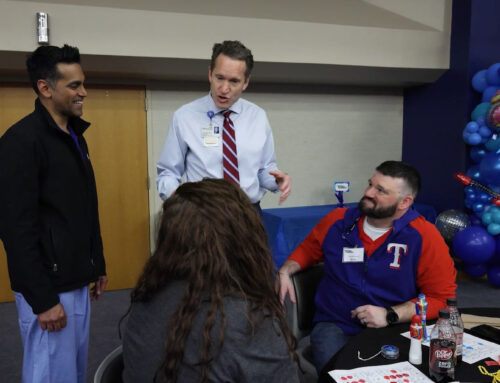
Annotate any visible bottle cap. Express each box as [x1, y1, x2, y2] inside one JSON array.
[[411, 314, 422, 324], [438, 309, 450, 319], [446, 298, 457, 306]]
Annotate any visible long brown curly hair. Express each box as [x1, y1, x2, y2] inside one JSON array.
[[130, 178, 296, 382]]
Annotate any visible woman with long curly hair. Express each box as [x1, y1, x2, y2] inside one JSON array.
[[122, 179, 298, 382]]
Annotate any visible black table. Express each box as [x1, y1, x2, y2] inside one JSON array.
[[319, 308, 500, 382]]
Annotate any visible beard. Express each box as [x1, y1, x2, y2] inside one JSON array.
[[358, 196, 398, 219]]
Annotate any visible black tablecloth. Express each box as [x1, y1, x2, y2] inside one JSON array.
[[319, 308, 500, 382]]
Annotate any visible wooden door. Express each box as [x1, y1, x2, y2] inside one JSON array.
[[0, 84, 150, 302], [0, 86, 35, 302]]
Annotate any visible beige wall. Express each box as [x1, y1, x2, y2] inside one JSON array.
[[1, 0, 451, 85]]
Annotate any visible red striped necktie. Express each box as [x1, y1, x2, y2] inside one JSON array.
[[222, 110, 239, 185]]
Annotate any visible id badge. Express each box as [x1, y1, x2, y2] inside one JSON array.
[[201, 126, 219, 147], [342, 247, 364, 263], [203, 136, 219, 146]]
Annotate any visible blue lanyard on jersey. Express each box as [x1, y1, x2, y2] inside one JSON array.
[[342, 217, 360, 247]]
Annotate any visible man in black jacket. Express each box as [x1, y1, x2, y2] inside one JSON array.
[[0, 44, 107, 383]]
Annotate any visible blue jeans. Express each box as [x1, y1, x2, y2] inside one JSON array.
[[310, 321, 351, 373]]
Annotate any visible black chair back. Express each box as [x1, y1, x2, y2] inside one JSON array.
[[288, 263, 324, 340]]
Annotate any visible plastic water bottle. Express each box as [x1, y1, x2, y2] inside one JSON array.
[[446, 298, 464, 365], [429, 310, 456, 382]]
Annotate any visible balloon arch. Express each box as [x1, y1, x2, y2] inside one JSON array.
[[436, 62, 500, 287]]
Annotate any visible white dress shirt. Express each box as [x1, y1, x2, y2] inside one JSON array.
[[156, 94, 280, 203]]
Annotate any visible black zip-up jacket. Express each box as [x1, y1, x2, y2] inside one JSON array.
[[0, 99, 106, 314]]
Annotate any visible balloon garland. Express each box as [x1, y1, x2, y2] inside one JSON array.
[[442, 62, 500, 286]]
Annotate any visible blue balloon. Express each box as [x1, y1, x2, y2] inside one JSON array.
[[464, 130, 483, 145], [472, 202, 486, 214], [468, 133, 482, 145], [482, 86, 500, 102], [480, 152, 500, 185], [472, 70, 489, 92], [486, 63, 500, 86], [462, 130, 469, 142], [491, 206, 500, 222], [464, 262, 488, 278], [465, 121, 479, 133], [478, 191, 491, 203], [487, 223, 500, 235], [465, 186, 476, 195], [487, 265, 500, 287], [471, 102, 491, 121], [479, 125, 492, 138], [465, 194, 476, 208], [466, 164, 483, 182], [482, 210, 493, 225], [470, 146, 487, 163], [452, 226, 496, 264]]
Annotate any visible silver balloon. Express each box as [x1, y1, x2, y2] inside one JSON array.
[[435, 209, 470, 243]]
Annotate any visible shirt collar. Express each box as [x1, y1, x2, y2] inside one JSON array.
[[35, 98, 90, 135], [206, 92, 243, 115]]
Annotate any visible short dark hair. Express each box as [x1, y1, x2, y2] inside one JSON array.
[[26, 44, 81, 94], [376, 160, 421, 196], [210, 40, 254, 79]]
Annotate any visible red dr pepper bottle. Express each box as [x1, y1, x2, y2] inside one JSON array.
[[429, 310, 456, 382]]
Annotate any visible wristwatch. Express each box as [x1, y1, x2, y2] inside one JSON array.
[[385, 306, 399, 326]]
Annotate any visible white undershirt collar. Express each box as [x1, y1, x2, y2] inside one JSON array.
[[363, 217, 391, 241]]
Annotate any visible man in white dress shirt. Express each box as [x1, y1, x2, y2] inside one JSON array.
[[156, 40, 291, 207]]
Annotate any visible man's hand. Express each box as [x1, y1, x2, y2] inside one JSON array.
[[275, 260, 301, 305], [351, 301, 415, 327], [350, 305, 388, 328], [90, 275, 108, 301], [37, 303, 67, 332], [269, 170, 291, 205]]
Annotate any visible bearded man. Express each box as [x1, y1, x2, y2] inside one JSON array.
[[276, 160, 456, 373]]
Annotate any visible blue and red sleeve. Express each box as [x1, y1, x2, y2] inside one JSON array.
[[410, 217, 457, 319]]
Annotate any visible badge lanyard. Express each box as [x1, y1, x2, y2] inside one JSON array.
[[207, 110, 214, 127], [341, 217, 361, 247]]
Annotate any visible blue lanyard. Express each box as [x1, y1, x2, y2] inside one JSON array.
[[342, 217, 360, 247]]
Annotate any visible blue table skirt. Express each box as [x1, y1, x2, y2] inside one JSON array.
[[262, 203, 437, 268]]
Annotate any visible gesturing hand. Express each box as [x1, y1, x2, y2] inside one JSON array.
[[269, 170, 291, 205]]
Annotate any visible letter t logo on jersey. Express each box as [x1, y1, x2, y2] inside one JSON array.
[[387, 243, 408, 270]]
